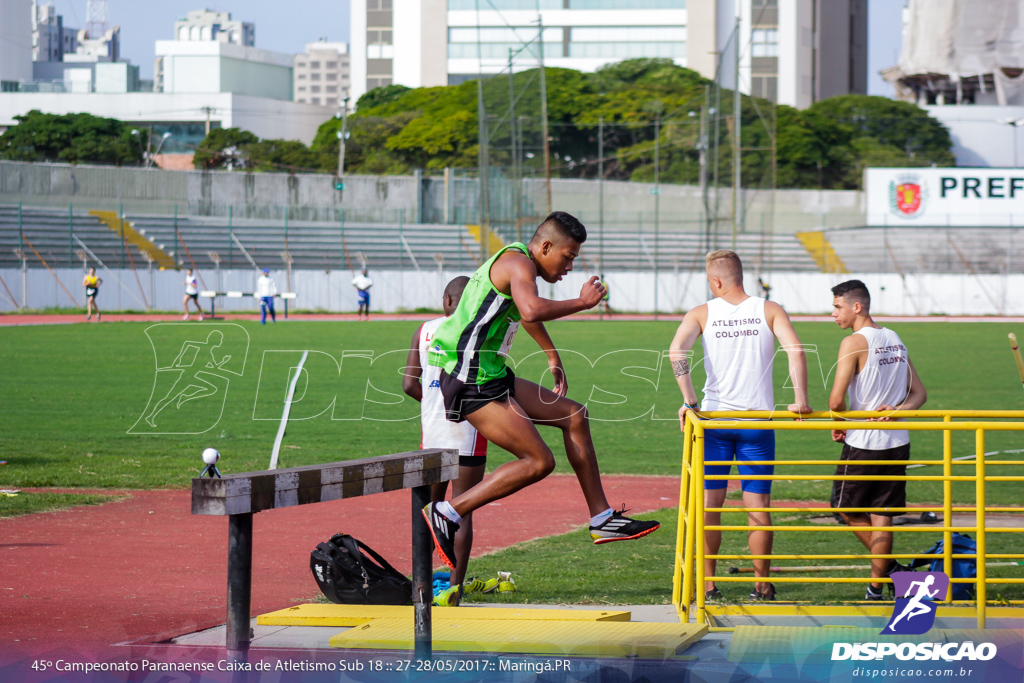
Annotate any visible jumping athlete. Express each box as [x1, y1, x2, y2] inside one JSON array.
[[403, 276, 488, 605], [83, 267, 102, 321], [421, 211, 660, 570], [829, 279, 927, 600], [669, 250, 812, 602]]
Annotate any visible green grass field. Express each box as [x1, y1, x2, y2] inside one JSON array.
[[2, 318, 1023, 603]]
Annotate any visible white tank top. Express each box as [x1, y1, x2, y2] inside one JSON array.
[[844, 326, 910, 450], [418, 317, 485, 457], [700, 297, 775, 412]]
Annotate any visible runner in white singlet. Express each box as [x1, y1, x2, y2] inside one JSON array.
[[669, 250, 812, 603], [402, 276, 486, 605], [828, 279, 927, 600]]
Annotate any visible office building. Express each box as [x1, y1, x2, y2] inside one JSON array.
[[294, 40, 351, 108], [1, 0, 33, 91], [348, 0, 867, 109], [173, 9, 255, 46], [154, 11, 292, 101]]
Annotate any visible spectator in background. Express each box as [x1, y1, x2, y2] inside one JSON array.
[[256, 268, 277, 325], [352, 268, 373, 321], [183, 268, 204, 321], [83, 267, 101, 322]]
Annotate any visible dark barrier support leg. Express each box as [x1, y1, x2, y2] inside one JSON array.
[[227, 513, 253, 659], [411, 485, 432, 660]]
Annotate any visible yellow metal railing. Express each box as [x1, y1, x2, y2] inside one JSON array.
[[672, 410, 1024, 631]]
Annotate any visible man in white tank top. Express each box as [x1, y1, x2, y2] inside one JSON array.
[[828, 279, 927, 600], [670, 250, 812, 602], [402, 276, 487, 605]]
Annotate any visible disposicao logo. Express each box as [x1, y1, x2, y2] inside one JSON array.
[[831, 572, 997, 662]]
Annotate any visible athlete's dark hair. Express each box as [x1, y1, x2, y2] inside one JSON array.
[[832, 279, 870, 310], [534, 211, 587, 244], [444, 275, 470, 302]]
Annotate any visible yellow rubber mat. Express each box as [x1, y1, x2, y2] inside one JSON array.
[[258, 603, 631, 627], [728, 626, 1022, 662], [329, 618, 708, 658]]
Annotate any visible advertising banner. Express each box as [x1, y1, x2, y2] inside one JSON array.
[[865, 167, 1024, 226]]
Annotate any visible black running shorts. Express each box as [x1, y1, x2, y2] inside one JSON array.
[[439, 368, 516, 423], [831, 442, 911, 517]]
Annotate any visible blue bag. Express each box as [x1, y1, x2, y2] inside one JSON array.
[[910, 532, 977, 600]]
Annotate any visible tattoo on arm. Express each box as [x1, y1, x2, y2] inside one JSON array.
[[671, 359, 690, 377]]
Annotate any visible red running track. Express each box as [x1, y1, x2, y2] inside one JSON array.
[[0, 474, 680, 657]]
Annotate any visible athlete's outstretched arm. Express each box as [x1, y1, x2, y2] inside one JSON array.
[[522, 321, 567, 396], [767, 302, 812, 413], [502, 253, 604, 323], [401, 324, 424, 402]]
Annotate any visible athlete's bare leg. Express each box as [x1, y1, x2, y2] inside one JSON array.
[[431, 463, 486, 588], [744, 490, 774, 596], [703, 487, 728, 592], [452, 378, 612, 518], [511, 378, 610, 516], [449, 397, 556, 517], [842, 512, 894, 590]]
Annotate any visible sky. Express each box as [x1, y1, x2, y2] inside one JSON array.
[[47, 0, 901, 95]]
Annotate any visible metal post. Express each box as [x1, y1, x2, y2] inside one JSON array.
[[69, 204, 74, 266], [19, 203, 25, 308], [538, 17, 552, 215], [598, 118, 604, 274], [226, 513, 253, 657], [508, 48, 520, 244], [119, 203, 125, 311], [337, 97, 349, 178], [733, 13, 742, 249], [411, 485, 433, 660], [654, 118, 660, 321], [477, 80, 491, 263], [943, 414, 953, 602], [694, 421, 707, 625], [975, 429, 986, 629]]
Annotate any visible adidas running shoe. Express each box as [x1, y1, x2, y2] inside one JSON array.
[[589, 507, 661, 544], [422, 502, 460, 570], [462, 577, 492, 594], [496, 571, 517, 593], [432, 584, 462, 607]]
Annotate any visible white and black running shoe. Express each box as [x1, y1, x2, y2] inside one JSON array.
[[422, 502, 460, 569], [589, 507, 660, 545]]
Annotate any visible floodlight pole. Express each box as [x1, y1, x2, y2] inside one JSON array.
[[337, 97, 349, 178], [733, 13, 741, 250], [598, 117, 604, 274], [537, 17, 552, 215]]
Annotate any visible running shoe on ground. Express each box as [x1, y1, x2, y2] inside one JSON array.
[[432, 585, 462, 607], [750, 582, 777, 601], [705, 588, 724, 602], [463, 576, 495, 594], [496, 571, 517, 593], [865, 585, 885, 601], [589, 507, 661, 544], [422, 502, 459, 570]]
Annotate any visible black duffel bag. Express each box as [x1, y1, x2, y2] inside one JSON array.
[[310, 533, 412, 605]]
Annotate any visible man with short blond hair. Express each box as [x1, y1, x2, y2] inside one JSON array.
[[669, 250, 812, 602]]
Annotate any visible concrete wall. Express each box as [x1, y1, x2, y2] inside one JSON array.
[[0, 160, 867, 229], [3, 266, 1020, 316]]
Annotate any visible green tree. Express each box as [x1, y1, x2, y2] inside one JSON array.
[[356, 84, 411, 111], [0, 110, 146, 166], [192, 128, 259, 170]]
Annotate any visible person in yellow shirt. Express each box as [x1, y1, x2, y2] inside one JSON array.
[[82, 267, 102, 321]]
